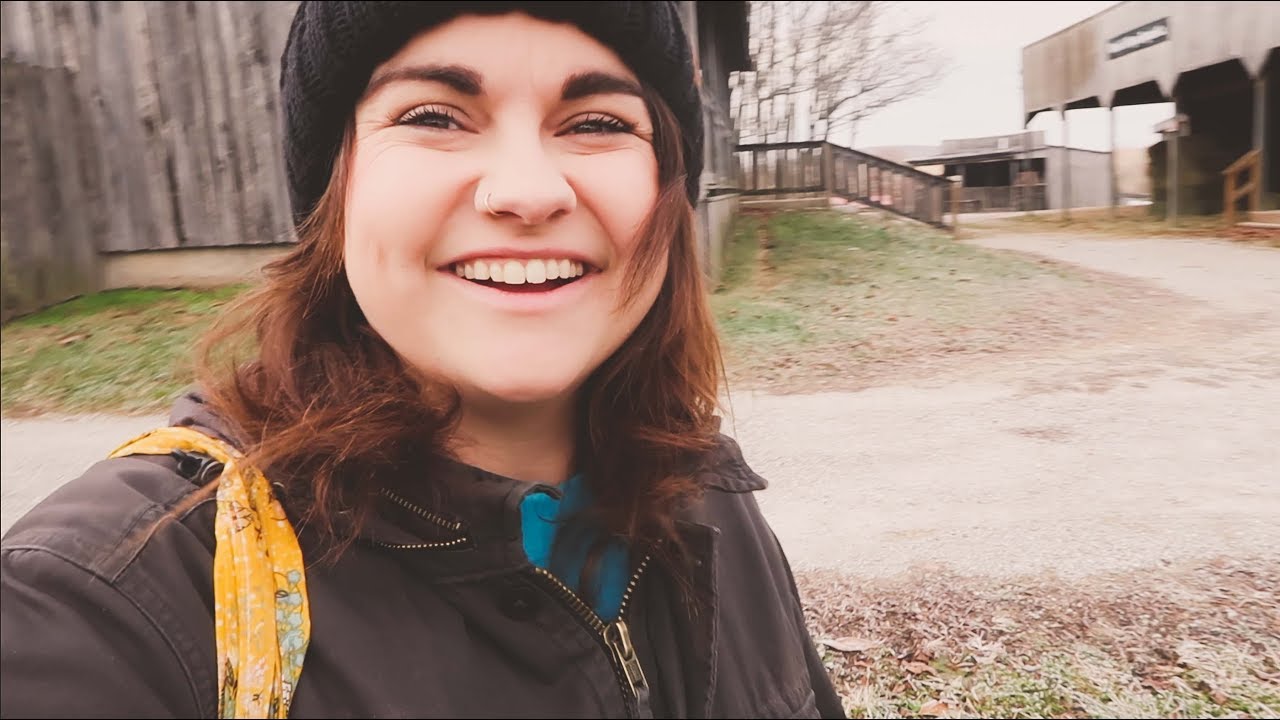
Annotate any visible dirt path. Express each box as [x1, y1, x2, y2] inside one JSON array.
[[4, 234, 1278, 584], [1, 414, 162, 533], [729, 233, 1279, 578]]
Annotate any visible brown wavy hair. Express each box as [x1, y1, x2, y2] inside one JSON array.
[[195, 83, 725, 567]]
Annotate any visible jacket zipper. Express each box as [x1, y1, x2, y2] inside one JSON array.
[[533, 552, 653, 718], [374, 489, 470, 550], [380, 487, 654, 716]]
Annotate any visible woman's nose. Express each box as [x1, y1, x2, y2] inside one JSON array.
[[476, 139, 577, 226]]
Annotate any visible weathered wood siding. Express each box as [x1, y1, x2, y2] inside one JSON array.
[[1, 1, 300, 319], [1, 59, 101, 321], [1, 1, 299, 255]]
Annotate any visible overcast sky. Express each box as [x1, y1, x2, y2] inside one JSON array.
[[849, 0, 1175, 151]]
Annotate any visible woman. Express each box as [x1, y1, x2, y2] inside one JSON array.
[[1, 3, 843, 718]]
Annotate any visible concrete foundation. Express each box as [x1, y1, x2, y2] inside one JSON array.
[[697, 193, 741, 285], [101, 244, 293, 290]]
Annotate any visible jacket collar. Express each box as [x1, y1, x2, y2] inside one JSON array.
[[360, 433, 765, 580], [167, 389, 765, 576]]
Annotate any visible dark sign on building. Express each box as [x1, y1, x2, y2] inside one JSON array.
[[1107, 18, 1170, 60]]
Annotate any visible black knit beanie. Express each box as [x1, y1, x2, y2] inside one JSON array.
[[280, 1, 704, 227]]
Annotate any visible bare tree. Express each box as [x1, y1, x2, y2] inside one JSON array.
[[731, 1, 947, 146], [732, 1, 816, 143]]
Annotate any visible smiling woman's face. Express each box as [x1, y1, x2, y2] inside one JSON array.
[[344, 12, 665, 408]]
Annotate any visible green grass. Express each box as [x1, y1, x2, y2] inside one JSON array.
[[717, 213, 764, 291], [1, 286, 247, 416]]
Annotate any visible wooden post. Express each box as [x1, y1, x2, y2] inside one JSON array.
[[822, 143, 835, 203], [1225, 171, 1236, 225], [1253, 159, 1263, 212], [950, 177, 961, 235]]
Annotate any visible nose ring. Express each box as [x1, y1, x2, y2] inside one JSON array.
[[483, 192, 499, 216]]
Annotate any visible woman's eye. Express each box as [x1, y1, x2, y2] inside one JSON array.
[[397, 106, 462, 130], [568, 114, 634, 135]]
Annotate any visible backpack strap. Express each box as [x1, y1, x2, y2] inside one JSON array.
[[110, 427, 310, 719]]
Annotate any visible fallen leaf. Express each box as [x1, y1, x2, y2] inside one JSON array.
[[919, 700, 950, 716], [1140, 677, 1172, 692], [992, 615, 1018, 631], [1210, 690, 1230, 705], [820, 636, 880, 653], [903, 661, 934, 675], [891, 682, 907, 694]]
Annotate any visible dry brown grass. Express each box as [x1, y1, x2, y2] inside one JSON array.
[[960, 207, 1280, 248], [798, 557, 1280, 718]]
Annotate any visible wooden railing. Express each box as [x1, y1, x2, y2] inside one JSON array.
[[734, 141, 955, 228], [1222, 149, 1262, 225]]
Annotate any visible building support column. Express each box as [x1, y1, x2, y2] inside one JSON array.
[[1061, 106, 1071, 220], [1109, 105, 1119, 216], [1254, 65, 1269, 202], [1009, 159, 1018, 211], [1167, 122, 1180, 226]]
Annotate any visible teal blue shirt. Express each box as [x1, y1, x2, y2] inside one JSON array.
[[518, 475, 629, 622]]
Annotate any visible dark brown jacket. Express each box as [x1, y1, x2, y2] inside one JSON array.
[[1, 392, 843, 719]]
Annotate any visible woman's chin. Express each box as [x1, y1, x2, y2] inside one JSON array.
[[461, 371, 585, 409]]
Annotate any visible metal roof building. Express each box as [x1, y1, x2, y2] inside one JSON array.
[[1021, 1, 1279, 215], [907, 131, 1113, 213]]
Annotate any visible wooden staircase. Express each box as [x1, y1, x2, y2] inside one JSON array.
[[733, 141, 955, 229]]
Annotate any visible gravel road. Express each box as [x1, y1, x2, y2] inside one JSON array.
[[4, 233, 1278, 581]]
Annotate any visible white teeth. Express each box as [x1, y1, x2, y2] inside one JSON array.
[[502, 260, 525, 285], [526, 259, 546, 284], [453, 258, 587, 285]]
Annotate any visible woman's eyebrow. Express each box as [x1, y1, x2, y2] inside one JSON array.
[[561, 71, 643, 101], [362, 66, 640, 102], [364, 63, 483, 99]]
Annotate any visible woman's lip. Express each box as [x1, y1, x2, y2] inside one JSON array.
[[439, 268, 596, 313], [440, 250, 601, 270]]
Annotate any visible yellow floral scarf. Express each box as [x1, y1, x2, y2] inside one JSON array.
[[110, 427, 310, 719]]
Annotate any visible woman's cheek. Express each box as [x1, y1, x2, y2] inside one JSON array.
[[348, 144, 460, 265], [568, 149, 658, 252]]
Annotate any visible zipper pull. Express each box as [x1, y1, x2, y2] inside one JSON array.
[[604, 619, 652, 717]]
